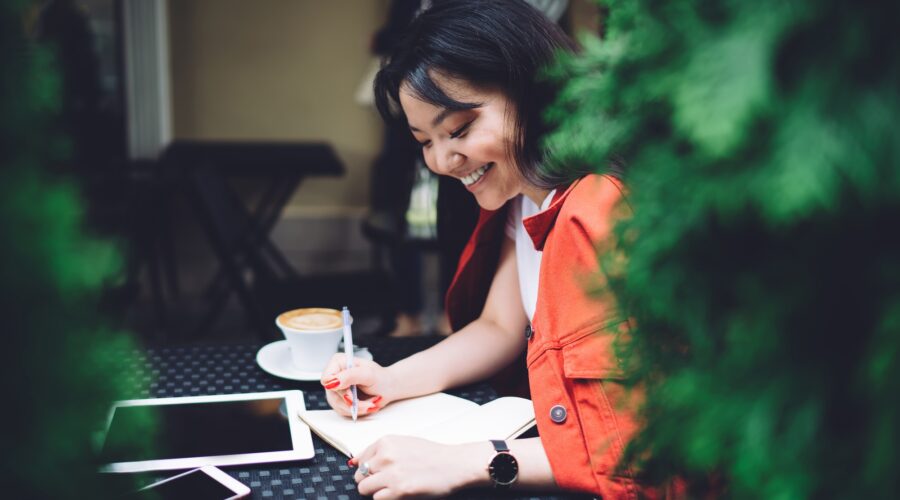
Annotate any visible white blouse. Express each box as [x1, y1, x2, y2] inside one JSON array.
[[505, 189, 557, 323]]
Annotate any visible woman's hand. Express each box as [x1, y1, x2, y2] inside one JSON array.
[[320, 353, 399, 417], [350, 436, 489, 499]]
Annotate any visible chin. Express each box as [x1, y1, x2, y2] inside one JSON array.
[[472, 192, 508, 211]]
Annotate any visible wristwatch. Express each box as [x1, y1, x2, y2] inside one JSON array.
[[488, 439, 519, 489]]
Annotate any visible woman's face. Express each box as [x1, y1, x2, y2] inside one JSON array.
[[400, 76, 543, 210]]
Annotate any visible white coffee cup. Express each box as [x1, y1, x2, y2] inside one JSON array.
[[275, 307, 350, 373]]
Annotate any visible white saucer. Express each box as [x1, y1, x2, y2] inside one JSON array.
[[256, 340, 373, 381]]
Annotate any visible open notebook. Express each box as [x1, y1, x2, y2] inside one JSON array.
[[298, 393, 535, 458]]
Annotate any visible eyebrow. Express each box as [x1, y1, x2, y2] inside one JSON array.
[[409, 108, 459, 133]]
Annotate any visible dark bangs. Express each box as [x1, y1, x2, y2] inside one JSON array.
[[390, 65, 482, 118]]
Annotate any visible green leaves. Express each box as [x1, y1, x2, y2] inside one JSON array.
[[1, 2, 144, 497], [672, 21, 773, 159], [548, 0, 900, 497]]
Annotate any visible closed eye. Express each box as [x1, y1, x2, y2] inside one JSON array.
[[449, 120, 473, 139]]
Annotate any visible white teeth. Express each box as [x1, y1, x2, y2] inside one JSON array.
[[461, 163, 492, 186]]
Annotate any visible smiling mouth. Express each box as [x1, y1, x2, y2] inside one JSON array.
[[461, 163, 495, 186]]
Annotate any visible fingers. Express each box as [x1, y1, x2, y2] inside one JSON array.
[[352, 442, 378, 483], [320, 353, 349, 384], [324, 390, 352, 416], [355, 455, 393, 498], [323, 387, 383, 417], [351, 441, 396, 499], [320, 364, 378, 391], [339, 391, 383, 415], [359, 473, 391, 498], [321, 355, 387, 416], [372, 488, 396, 500], [353, 453, 386, 487], [351, 393, 383, 414]]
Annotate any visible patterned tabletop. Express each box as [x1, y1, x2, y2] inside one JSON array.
[[114, 336, 591, 500]]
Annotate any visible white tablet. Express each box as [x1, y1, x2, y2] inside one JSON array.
[[99, 390, 314, 473]]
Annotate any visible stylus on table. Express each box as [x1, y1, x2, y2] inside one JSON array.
[[341, 306, 358, 421]]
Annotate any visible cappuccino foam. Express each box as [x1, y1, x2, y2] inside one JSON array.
[[279, 308, 343, 331]]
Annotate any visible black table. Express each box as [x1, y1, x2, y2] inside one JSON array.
[[113, 336, 591, 499]]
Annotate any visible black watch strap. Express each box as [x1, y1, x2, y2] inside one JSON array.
[[491, 439, 510, 453]]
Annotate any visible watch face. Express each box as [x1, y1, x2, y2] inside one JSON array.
[[489, 452, 519, 485]]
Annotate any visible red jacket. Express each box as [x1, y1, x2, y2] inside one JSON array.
[[446, 174, 644, 497]]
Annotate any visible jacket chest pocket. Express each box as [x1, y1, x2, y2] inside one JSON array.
[[561, 327, 626, 379]]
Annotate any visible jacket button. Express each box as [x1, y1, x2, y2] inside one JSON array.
[[524, 325, 533, 340], [550, 405, 567, 423]]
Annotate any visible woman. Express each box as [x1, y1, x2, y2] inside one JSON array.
[[321, 1, 641, 497]]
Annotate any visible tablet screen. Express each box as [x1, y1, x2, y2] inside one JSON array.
[[101, 397, 291, 463]]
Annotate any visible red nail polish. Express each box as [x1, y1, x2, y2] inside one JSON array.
[[371, 395, 383, 405], [347, 459, 355, 467], [367, 405, 380, 414], [323, 379, 340, 390], [343, 393, 353, 404]]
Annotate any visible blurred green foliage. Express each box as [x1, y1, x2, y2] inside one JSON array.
[[1, 1, 145, 497], [547, 0, 900, 497]]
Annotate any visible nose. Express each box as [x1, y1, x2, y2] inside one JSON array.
[[430, 143, 465, 175]]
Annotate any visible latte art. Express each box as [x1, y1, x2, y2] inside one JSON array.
[[287, 313, 342, 330], [278, 308, 343, 331]]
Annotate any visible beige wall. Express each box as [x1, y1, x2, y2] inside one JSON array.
[[166, 0, 602, 212], [168, 0, 388, 211]]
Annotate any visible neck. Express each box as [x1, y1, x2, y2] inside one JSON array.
[[522, 185, 552, 207]]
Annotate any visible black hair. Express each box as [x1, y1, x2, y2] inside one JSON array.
[[374, 0, 590, 189]]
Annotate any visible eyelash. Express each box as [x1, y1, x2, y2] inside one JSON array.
[[450, 121, 473, 139], [417, 120, 473, 149]]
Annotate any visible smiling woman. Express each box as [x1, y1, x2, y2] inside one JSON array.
[[400, 79, 541, 211], [317, 1, 648, 498]]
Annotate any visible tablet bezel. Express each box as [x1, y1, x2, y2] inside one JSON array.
[[100, 390, 314, 473]]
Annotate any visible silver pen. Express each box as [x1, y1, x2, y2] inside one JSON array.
[[341, 307, 358, 421]]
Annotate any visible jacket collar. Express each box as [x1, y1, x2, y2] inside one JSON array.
[[522, 179, 580, 251]]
